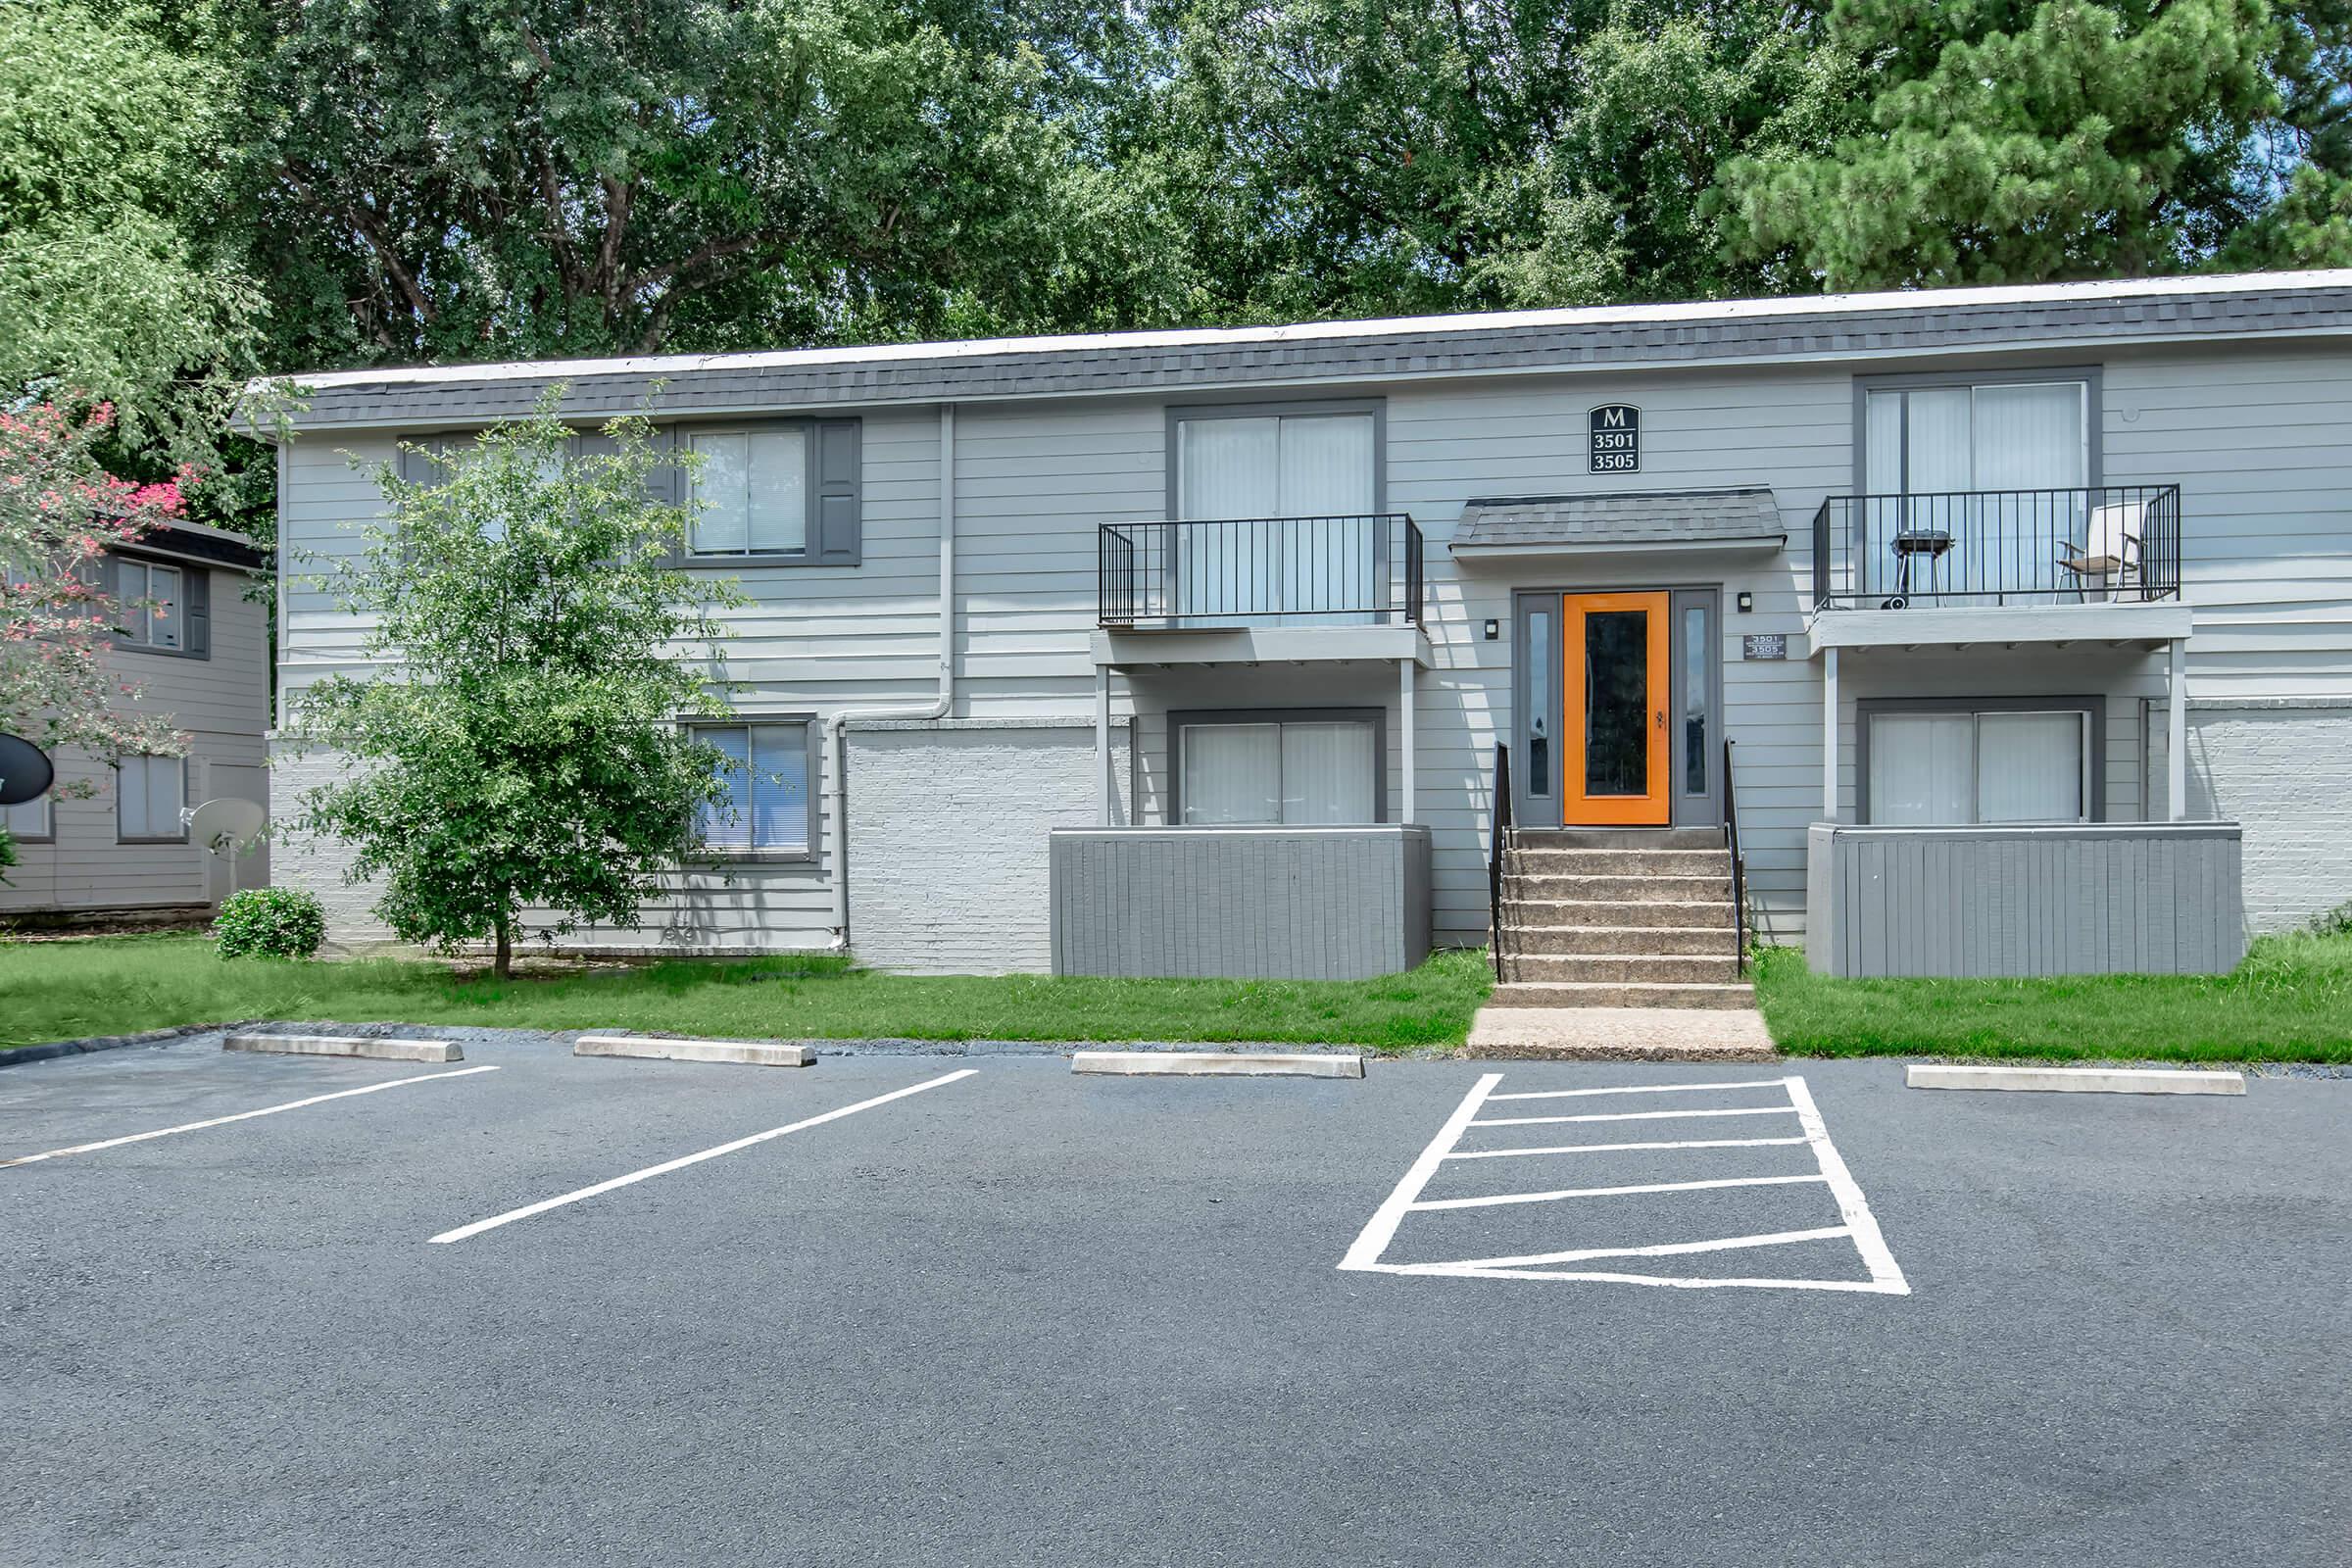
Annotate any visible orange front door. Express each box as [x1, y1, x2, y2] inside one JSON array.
[[1561, 591, 1671, 825]]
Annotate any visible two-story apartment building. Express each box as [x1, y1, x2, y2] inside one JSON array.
[[269, 272, 2352, 983], [2, 518, 271, 924]]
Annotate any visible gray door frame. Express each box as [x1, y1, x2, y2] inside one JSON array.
[[1511, 582, 1723, 829]]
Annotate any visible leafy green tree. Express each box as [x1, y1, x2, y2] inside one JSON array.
[[1147, 0, 1856, 319], [0, 2, 260, 454], [1724, 0, 2281, 287], [208, 0, 1190, 368], [286, 400, 744, 976]]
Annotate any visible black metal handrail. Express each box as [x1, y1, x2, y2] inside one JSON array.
[[1811, 484, 2182, 610], [1098, 514, 1424, 628], [1722, 737, 1746, 977], [1489, 742, 1511, 982]]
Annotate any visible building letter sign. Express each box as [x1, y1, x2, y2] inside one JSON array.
[[1589, 404, 1641, 474]]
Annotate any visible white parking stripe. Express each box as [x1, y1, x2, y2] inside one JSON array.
[[1406, 1173, 1828, 1212], [428, 1068, 977, 1244], [1444, 1136, 1809, 1160], [1396, 1225, 1856, 1273], [1485, 1079, 1794, 1102], [1338, 1072, 1502, 1272], [1472, 1105, 1797, 1128], [1786, 1075, 1910, 1294], [0, 1065, 501, 1169]]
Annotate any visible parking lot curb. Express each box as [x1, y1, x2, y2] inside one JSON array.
[[225, 1033, 464, 1063], [1, 1020, 267, 1070], [1071, 1051, 1364, 1079], [1906, 1064, 2247, 1096], [574, 1034, 816, 1067]]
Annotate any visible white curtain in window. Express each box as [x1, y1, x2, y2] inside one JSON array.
[[1277, 416, 1375, 516], [1904, 388, 1975, 493], [746, 431, 808, 552], [1280, 416, 1376, 620], [701, 725, 755, 849], [3, 796, 48, 838], [1280, 722, 1376, 823], [749, 724, 808, 851], [1976, 711, 2084, 822], [1868, 713, 1973, 825], [1864, 391, 1905, 495], [1178, 417, 1279, 520], [120, 755, 182, 838], [691, 434, 750, 553], [1972, 384, 2085, 490], [1181, 723, 1281, 824]]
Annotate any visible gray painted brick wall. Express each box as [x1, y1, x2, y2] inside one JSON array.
[[847, 718, 1133, 974], [2148, 702, 2352, 930]]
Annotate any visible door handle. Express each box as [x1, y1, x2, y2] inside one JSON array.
[[1655, 710, 1666, 731]]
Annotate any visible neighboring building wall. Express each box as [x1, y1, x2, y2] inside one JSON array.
[[1, 561, 270, 918], [846, 718, 1131, 973]]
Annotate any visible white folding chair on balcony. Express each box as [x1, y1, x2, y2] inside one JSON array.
[[2056, 498, 2143, 603]]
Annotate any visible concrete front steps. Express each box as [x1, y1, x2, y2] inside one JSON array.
[[1489, 826, 1755, 1019]]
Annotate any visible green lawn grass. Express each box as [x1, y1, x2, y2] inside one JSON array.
[[0, 934, 1493, 1052], [1753, 932, 2352, 1062]]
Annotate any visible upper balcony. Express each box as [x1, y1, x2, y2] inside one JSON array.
[[1808, 484, 2191, 654], [1092, 514, 1428, 669]]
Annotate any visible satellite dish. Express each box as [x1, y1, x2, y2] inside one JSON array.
[[0, 733, 56, 808], [188, 797, 268, 851]]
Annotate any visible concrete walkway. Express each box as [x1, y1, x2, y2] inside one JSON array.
[[1464, 1004, 1776, 1061]]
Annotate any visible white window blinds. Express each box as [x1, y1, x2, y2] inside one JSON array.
[[700, 723, 810, 852], [691, 430, 808, 555], [1866, 709, 2089, 825], [1179, 717, 1378, 825]]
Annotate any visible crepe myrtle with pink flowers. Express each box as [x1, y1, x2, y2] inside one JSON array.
[[0, 399, 190, 826]]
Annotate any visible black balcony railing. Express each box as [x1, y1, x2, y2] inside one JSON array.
[[1811, 485, 2182, 610], [1098, 514, 1424, 628]]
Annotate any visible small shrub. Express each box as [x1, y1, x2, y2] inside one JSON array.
[[2312, 900, 2352, 938], [215, 887, 326, 960]]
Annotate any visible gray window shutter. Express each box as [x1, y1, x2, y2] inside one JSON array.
[[396, 435, 451, 487], [810, 419, 861, 564], [184, 567, 211, 659]]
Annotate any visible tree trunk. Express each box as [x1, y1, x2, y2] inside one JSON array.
[[494, 914, 513, 980]]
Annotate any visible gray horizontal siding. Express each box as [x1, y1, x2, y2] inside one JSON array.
[[1806, 822, 2246, 977]]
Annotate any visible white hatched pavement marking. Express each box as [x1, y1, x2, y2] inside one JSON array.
[[429, 1068, 977, 1244], [1, 1066, 501, 1169], [1472, 1104, 1797, 1129], [1445, 1136, 1808, 1161], [1339, 1073, 1911, 1294]]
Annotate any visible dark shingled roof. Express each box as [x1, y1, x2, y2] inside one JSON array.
[[1453, 488, 1786, 553], [271, 271, 2352, 431]]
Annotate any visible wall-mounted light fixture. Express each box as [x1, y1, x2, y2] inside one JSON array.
[[1736, 592, 1753, 613], [1483, 618, 1499, 641]]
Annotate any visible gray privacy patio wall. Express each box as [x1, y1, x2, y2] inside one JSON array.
[[1050, 826, 1432, 980], [1806, 822, 2245, 978]]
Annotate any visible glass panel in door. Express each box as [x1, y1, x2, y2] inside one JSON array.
[[1562, 591, 1670, 825]]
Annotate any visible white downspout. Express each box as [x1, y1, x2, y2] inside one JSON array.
[[826, 404, 956, 948]]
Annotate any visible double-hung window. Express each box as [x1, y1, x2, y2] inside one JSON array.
[[1861, 377, 2091, 601], [696, 720, 814, 857], [690, 428, 808, 556], [1171, 407, 1379, 621], [114, 558, 184, 651], [1173, 710, 1382, 825], [118, 754, 186, 842], [3, 795, 50, 842], [1863, 702, 2097, 825]]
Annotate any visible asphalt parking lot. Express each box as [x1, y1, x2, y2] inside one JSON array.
[[4, 1033, 2346, 1567]]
